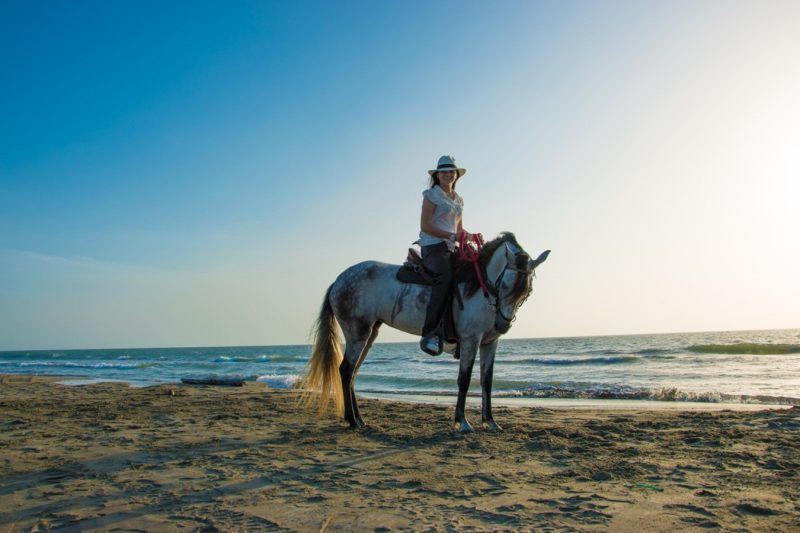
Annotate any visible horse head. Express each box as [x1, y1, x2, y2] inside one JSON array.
[[484, 237, 550, 334]]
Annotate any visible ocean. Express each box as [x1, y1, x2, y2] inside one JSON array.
[[1, 328, 798, 405]]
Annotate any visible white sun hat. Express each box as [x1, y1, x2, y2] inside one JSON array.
[[428, 155, 466, 178]]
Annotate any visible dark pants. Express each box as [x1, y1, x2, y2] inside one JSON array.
[[421, 242, 454, 337]]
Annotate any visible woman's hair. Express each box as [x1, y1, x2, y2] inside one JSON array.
[[429, 171, 459, 190]]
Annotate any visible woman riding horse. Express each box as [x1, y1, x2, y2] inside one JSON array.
[[299, 155, 550, 431], [418, 155, 467, 356]]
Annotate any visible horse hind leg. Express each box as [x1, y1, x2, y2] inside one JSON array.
[[339, 321, 375, 428], [350, 321, 382, 427], [339, 341, 364, 428]]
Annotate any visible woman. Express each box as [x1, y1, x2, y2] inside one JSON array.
[[417, 155, 466, 355]]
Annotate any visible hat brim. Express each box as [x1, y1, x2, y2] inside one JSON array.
[[428, 168, 467, 178]]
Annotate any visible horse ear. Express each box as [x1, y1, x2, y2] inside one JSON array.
[[528, 250, 551, 270]]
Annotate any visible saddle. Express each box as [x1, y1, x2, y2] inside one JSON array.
[[396, 248, 462, 356], [396, 248, 435, 285]]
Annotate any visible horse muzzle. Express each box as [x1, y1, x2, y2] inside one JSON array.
[[495, 315, 512, 334]]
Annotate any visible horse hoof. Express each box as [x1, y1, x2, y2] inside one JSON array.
[[454, 420, 475, 433], [482, 420, 503, 432]]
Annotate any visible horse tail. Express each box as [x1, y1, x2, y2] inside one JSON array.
[[300, 284, 344, 418]]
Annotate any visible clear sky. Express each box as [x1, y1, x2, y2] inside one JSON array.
[[1, 0, 798, 350]]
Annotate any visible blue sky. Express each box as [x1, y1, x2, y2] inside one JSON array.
[[2, 1, 799, 350], [2, 1, 556, 266]]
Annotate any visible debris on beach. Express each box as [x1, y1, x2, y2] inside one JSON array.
[[180, 376, 246, 387]]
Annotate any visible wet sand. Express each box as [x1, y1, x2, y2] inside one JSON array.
[[0, 374, 798, 531]]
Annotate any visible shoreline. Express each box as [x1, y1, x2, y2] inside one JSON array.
[[1, 374, 798, 530], [360, 391, 787, 411], [39, 374, 797, 411]]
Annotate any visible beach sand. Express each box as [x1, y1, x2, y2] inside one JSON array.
[[0, 374, 798, 532]]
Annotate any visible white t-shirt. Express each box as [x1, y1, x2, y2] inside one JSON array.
[[417, 185, 464, 251]]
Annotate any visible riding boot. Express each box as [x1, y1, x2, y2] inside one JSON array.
[[420, 242, 453, 356]]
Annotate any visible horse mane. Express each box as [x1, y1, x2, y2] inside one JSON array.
[[461, 232, 532, 301]]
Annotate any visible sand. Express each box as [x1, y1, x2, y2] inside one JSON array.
[[0, 374, 798, 532]]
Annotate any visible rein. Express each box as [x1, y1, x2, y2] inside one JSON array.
[[457, 231, 489, 297]]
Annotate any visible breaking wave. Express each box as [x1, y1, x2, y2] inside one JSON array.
[[214, 354, 300, 363], [687, 343, 800, 355], [496, 385, 800, 405], [256, 374, 300, 389], [504, 356, 642, 366]]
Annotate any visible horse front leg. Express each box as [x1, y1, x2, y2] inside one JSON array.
[[454, 338, 478, 433], [479, 339, 502, 432]]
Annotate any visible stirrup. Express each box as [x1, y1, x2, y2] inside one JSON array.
[[420, 335, 442, 356]]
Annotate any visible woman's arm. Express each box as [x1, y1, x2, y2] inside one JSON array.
[[420, 197, 455, 239]]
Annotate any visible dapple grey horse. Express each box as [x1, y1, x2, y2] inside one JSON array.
[[302, 232, 549, 432]]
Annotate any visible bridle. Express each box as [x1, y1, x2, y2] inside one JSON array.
[[457, 232, 536, 332], [487, 249, 534, 327]]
